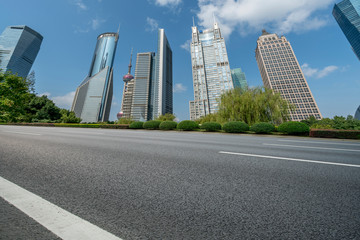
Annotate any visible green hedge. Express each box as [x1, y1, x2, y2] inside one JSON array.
[[200, 122, 222, 132], [278, 121, 309, 135], [177, 120, 199, 131], [222, 121, 249, 133], [143, 120, 162, 130], [309, 129, 360, 139], [250, 122, 275, 134], [55, 123, 100, 128], [159, 121, 177, 130], [129, 121, 144, 129], [99, 124, 129, 129]]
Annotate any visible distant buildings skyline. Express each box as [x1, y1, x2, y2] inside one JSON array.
[[333, 0, 360, 61], [0, 25, 43, 78], [231, 68, 248, 91], [190, 22, 233, 120], [71, 32, 118, 123], [255, 30, 322, 121]]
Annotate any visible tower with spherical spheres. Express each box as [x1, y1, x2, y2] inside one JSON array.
[[120, 50, 135, 119]]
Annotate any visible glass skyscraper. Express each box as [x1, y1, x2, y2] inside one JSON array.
[[0, 25, 43, 78], [231, 68, 248, 91], [190, 22, 233, 120], [333, 0, 360, 60], [255, 30, 322, 121], [72, 32, 118, 123]]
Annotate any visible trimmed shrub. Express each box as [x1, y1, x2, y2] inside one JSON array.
[[177, 120, 199, 131], [222, 121, 249, 133], [278, 121, 310, 135], [129, 121, 144, 129], [159, 121, 177, 130], [99, 124, 129, 129], [143, 120, 162, 130], [250, 122, 275, 134], [309, 129, 360, 139], [55, 123, 100, 128], [200, 122, 222, 132]]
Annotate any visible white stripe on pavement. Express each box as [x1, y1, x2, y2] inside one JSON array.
[[278, 139, 360, 146], [2, 131, 42, 136], [0, 176, 123, 240], [219, 151, 360, 168], [263, 143, 360, 152]]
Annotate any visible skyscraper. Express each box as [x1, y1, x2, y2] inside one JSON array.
[[0, 25, 43, 78], [72, 32, 118, 123], [231, 68, 248, 91], [120, 50, 135, 119], [190, 22, 233, 120], [355, 105, 360, 120], [333, 0, 360, 60], [153, 29, 173, 119], [255, 30, 322, 121]]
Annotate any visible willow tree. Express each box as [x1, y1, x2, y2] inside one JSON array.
[[217, 87, 294, 125]]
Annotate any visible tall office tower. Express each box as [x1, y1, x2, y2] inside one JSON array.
[[120, 51, 135, 119], [333, 0, 360, 60], [72, 32, 118, 123], [355, 105, 360, 120], [190, 22, 233, 120], [131, 52, 156, 121], [153, 29, 173, 119], [0, 25, 43, 78], [255, 30, 322, 121], [231, 68, 248, 91]]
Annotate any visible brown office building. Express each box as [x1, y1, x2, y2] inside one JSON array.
[[255, 30, 322, 121]]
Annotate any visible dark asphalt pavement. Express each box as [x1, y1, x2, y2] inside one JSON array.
[[1, 125, 359, 239]]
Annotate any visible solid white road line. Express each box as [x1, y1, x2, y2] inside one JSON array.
[[263, 143, 360, 152], [278, 139, 360, 146], [2, 131, 42, 136], [0, 176, 123, 240], [219, 151, 360, 168]]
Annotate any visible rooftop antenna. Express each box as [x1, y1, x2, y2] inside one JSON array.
[[192, 16, 195, 27], [128, 48, 133, 74], [117, 23, 120, 35]]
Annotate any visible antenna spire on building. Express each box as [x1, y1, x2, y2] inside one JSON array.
[[192, 16, 195, 27]]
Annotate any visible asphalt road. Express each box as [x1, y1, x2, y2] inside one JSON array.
[[0, 125, 359, 239]]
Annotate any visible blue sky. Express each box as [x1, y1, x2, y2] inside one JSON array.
[[1, 0, 359, 121]]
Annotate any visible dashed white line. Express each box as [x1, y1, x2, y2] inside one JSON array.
[[219, 151, 360, 168], [2, 131, 42, 136], [278, 139, 360, 146], [0, 176, 123, 240], [263, 143, 360, 152]]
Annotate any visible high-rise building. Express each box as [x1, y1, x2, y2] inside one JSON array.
[[231, 68, 248, 91], [120, 51, 135, 119], [153, 29, 173, 119], [255, 30, 322, 121], [72, 32, 118, 123], [131, 52, 156, 121], [355, 105, 360, 120], [190, 22, 233, 120], [333, 0, 360, 60], [0, 25, 43, 78]]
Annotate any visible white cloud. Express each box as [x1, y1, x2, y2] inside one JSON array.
[[180, 39, 191, 52], [196, 0, 334, 39], [146, 17, 159, 32], [51, 91, 76, 109], [301, 63, 339, 79], [154, 0, 182, 7], [91, 18, 106, 30], [173, 83, 187, 93], [73, 0, 87, 10]]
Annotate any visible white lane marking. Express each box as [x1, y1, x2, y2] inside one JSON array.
[[0, 176, 123, 240], [263, 143, 360, 152], [219, 151, 360, 168], [2, 131, 42, 136], [278, 139, 360, 146]]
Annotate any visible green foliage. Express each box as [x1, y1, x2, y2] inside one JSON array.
[[60, 109, 81, 123], [222, 121, 249, 133], [143, 120, 162, 130], [156, 113, 176, 121], [310, 124, 333, 130], [159, 121, 178, 130], [129, 121, 144, 129], [27, 95, 61, 121], [200, 122, 222, 132], [303, 115, 360, 130], [196, 114, 223, 124], [300, 115, 318, 126], [116, 117, 134, 124], [309, 129, 360, 139], [250, 122, 275, 134], [217, 87, 294, 126], [177, 120, 199, 131], [278, 121, 310, 135]]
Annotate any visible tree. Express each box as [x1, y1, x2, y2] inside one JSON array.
[[60, 109, 81, 123], [156, 113, 176, 121], [0, 72, 32, 122], [28, 95, 61, 122], [217, 87, 294, 125]]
